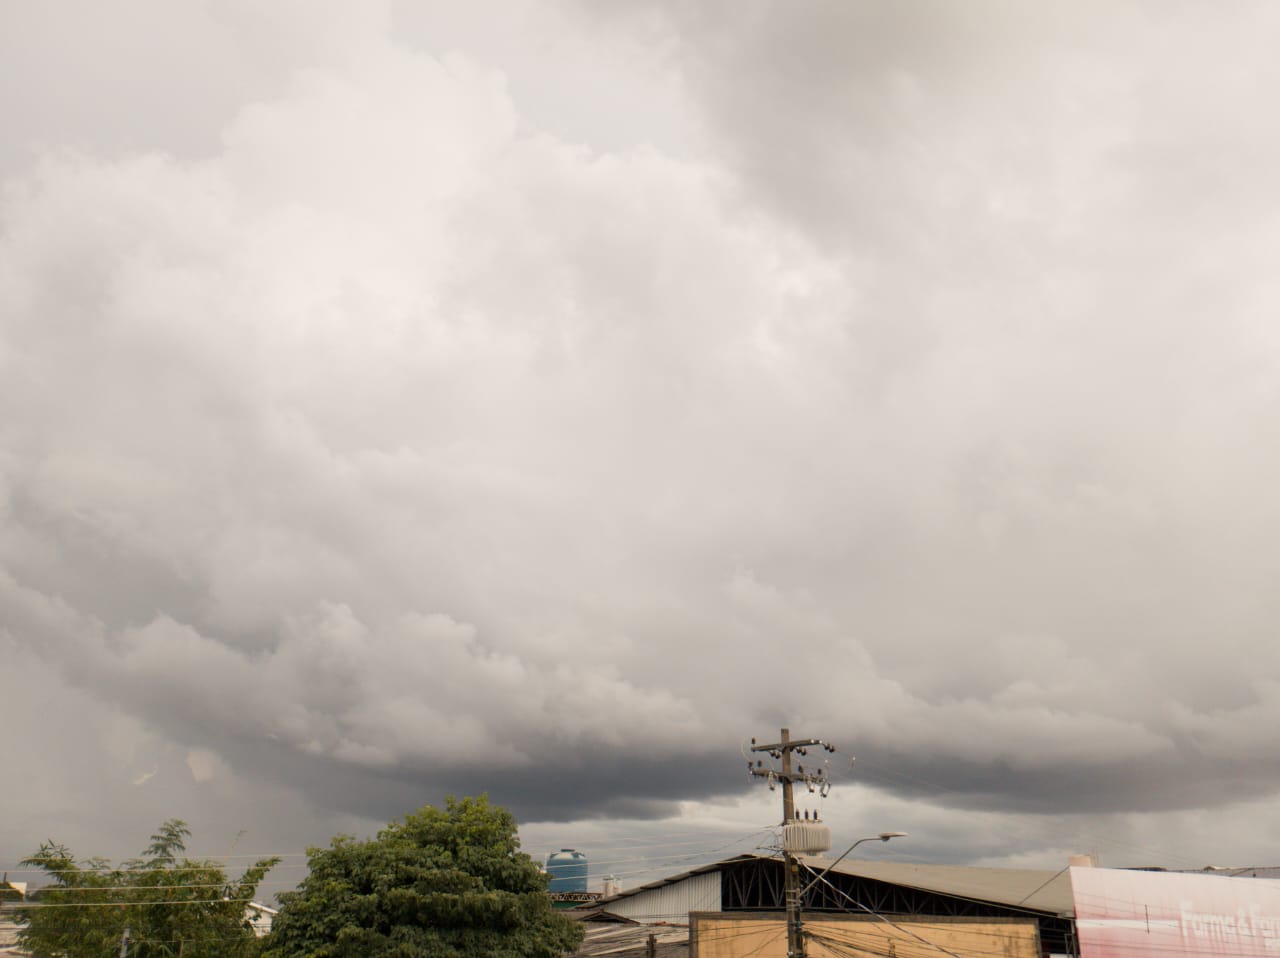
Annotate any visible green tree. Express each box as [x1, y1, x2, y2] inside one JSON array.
[[16, 819, 279, 958], [262, 795, 584, 958]]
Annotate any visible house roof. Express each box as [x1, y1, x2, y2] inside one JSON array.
[[585, 853, 1073, 918]]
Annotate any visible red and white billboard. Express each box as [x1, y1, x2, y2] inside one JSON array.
[[1073, 866, 1280, 958]]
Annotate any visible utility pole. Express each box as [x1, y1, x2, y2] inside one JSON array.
[[119, 926, 130, 958], [749, 728, 835, 958]]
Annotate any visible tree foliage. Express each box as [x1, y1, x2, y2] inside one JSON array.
[[16, 819, 279, 958], [262, 796, 584, 958]]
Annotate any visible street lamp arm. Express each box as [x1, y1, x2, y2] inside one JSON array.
[[799, 832, 907, 897]]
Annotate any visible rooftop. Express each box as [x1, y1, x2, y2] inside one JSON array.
[[588, 853, 1075, 917], [574, 922, 688, 957], [796, 854, 1075, 916]]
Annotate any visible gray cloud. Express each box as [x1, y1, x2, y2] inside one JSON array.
[[3, 0, 1280, 878]]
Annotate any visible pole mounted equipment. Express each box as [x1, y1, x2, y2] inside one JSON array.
[[748, 728, 837, 958], [746, 730, 904, 957]]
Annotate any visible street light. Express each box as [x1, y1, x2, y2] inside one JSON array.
[[799, 831, 907, 897]]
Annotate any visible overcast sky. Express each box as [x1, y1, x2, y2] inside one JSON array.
[[4, 0, 1280, 896]]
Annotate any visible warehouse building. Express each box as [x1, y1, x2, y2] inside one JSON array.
[[575, 853, 1076, 954], [576, 854, 1280, 958]]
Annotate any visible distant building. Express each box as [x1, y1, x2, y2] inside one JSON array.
[[0, 907, 28, 958], [245, 901, 278, 937], [0, 895, 274, 953]]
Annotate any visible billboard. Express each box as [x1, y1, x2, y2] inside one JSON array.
[[1073, 866, 1280, 958]]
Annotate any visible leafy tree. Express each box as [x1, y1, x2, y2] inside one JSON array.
[[262, 795, 584, 958], [16, 819, 279, 958]]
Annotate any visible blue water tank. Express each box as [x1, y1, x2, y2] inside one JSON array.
[[546, 848, 588, 892]]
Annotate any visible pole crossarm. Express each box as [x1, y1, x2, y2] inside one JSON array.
[[748, 767, 829, 786], [750, 738, 826, 753]]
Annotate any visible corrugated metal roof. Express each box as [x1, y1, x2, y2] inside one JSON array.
[[582, 856, 748, 909], [574, 922, 688, 957], [0, 916, 28, 957], [603, 870, 720, 924], [802, 856, 1074, 916], [587, 853, 1073, 918]]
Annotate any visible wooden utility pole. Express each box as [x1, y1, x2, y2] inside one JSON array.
[[749, 728, 834, 958]]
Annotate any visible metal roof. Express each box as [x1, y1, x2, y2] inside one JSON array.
[[0, 916, 27, 957], [1173, 866, 1280, 880], [586, 853, 1073, 917], [799, 855, 1074, 916], [577, 857, 740, 909], [574, 922, 688, 957]]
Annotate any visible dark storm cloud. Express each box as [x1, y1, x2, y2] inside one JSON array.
[[598, 0, 1280, 818], [851, 746, 1280, 816], [4, 0, 1280, 875]]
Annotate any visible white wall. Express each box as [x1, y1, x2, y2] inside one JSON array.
[[605, 871, 721, 925]]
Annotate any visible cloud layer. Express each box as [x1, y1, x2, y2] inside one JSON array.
[[4, 0, 1280, 872]]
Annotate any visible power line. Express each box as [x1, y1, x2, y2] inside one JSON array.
[[9, 896, 259, 909], [9, 882, 263, 893], [802, 868, 965, 958], [5, 825, 776, 876]]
